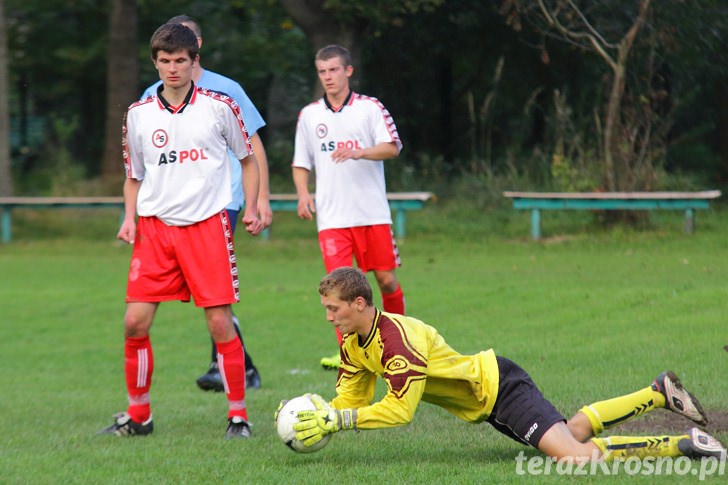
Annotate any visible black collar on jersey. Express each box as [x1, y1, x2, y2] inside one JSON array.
[[359, 308, 381, 348], [324, 89, 353, 113], [156, 81, 196, 114]]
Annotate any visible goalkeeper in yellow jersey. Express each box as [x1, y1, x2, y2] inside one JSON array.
[[288, 266, 726, 463]]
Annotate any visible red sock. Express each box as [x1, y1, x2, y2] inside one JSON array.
[[216, 337, 248, 421], [125, 335, 153, 423], [382, 284, 405, 315]]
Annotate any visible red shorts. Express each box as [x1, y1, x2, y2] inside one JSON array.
[[126, 213, 239, 307], [318, 225, 401, 273]]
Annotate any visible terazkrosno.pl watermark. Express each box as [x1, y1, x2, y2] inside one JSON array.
[[515, 451, 726, 481]]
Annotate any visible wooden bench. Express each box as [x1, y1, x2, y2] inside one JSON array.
[[0, 192, 434, 243], [503, 191, 722, 240]]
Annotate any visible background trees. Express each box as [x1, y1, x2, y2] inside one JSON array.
[[502, 0, 655, 192], [0, 0, 11, 196], [101, 0, 138, 181], [3, 0, 727, 200], [6, 0, 108, 193]]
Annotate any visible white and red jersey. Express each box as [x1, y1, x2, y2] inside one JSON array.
[[123, 85, 252, 226], [292, 91, 403, 231]]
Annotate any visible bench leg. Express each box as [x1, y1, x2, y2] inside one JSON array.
[[684, 208, 695, 234], [1, 207, 11, 243], [395, 210, 406, 240], [531, 209, 541, 240]]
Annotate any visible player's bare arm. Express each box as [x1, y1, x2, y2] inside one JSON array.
[[250, 133, 273, 227], [293, 167, 315, 220], [240, 154, 263, 236], [331, 141, 399, 163], [117, 178, 141, 244]]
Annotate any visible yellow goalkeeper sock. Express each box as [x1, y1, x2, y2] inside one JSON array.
[[592, 434, 687, 461], [580, 386, 666, 435]]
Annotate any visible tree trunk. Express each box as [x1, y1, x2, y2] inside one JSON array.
[[279, 0, 365, 98], [603, 60, 625, 192], [715, 76, 728, 181], [602, 0, 650, 192], [0, 0, 12, 196], [265, 73, 300, 141], [100, 0, 138, 184]]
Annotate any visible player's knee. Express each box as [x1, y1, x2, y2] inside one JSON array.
[[374, 271, 398, 293], [566, 412, 595, 442], [537, 420, 598, 462], [123, 313, 151, 338], [206, 312, 236, 342]]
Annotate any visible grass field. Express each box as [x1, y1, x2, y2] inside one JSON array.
[[1, 205, 727, 484]]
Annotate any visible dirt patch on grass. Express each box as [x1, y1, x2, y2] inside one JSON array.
[[615, 409, 728, 435]]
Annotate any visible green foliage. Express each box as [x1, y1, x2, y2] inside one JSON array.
[[667, 144, 722, 186], [322, 0, 446, 25], [1, 209, 727, 483], [135, 0, 312, 178], [4, 0, 728, 194], [7, 0, 108, 171], [136, 0, 311, 94], [550, 153, 601, 192], [12, 113, 91, 195]]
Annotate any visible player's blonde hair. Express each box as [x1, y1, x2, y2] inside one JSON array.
[[315, 44, 352, 68], [319, 267, 373, 306]]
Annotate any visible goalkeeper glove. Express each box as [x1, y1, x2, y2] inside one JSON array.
[[293, 393, 357, 447]]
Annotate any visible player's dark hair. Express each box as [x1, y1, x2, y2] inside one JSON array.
[[167, 14, 202, 38], [315, 44, 352, 67], [150, 23, 198, 60], [319, 267, 373, 306]]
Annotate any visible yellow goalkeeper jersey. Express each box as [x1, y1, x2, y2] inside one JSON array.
[[330, 309, 499, 429]]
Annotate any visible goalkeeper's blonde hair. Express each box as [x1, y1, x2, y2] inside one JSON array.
[[319, 267, 373, 306]]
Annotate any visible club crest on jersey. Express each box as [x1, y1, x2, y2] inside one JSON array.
[[152, 129, 168, 148], [316, 123, 328, 138], [158, 148, 209, 166], [385, 356, 408, 373]]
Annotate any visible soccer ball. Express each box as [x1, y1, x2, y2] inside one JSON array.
[[276, 395, 332, 453]]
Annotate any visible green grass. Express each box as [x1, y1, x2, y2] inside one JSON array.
[[1, 206, 727, 484]]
